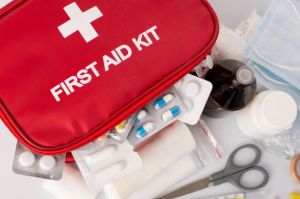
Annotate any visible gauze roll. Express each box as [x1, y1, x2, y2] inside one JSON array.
[[235, 11, 262, 41], [211, 11, 261, 63], [104, 121, 197, 199], [128, 153, 201, 199], [211, 24, 248, 63], [42, 164, 98, 199]]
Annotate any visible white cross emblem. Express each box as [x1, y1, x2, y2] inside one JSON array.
[[58, 2, 103, 43]]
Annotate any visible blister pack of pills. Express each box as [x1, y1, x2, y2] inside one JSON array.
[[107, 115, 136, 143], [12, 142, 65, 180], [128, 89, 186, 146], [72, 140, 142, 193], [175, 74, 213, 125]]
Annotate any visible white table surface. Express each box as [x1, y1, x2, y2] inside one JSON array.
[[1, 0, 299, 199], [0, 0, 11, 8]]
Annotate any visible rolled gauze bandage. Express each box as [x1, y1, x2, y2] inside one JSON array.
[[128, 153, 200, 199], [42, 164, 98, 199], [104, 121, 197, 199]]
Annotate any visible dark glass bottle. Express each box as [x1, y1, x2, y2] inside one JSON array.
[[204, 59, 257, 117]]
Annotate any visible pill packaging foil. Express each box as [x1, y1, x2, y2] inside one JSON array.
[[128, 89, 186, 146], [72, 140, 142, 193], [175, 74, 212, 125], [12, 142, 65, 180], [207, 193, 245, 199], [107, 115, 137, 143]]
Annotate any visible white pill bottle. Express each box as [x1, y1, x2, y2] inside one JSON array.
[[237, 91, 298, 139]]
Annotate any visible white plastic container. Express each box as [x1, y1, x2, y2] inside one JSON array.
[[237, 91, 298, 139]]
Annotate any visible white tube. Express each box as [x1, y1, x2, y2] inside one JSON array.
[[104, 121, 197, 199]]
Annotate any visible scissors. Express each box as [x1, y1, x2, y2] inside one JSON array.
[[158, 144, 269, 199]]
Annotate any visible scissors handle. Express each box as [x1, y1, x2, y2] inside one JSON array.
[[211, 144, 261, 181], [213, 166, 269, 190], [227, 144, 261, 169]]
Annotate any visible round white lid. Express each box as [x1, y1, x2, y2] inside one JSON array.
[[236, 67, 255, 85], [260, 91, 297, 134]]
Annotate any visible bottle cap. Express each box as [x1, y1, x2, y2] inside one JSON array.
[[197, 55, 214, 69], [236, 67, 255, 85], [257, 91, 298, 135]]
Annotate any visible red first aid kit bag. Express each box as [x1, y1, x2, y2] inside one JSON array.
[[0, 0, 219, 155]]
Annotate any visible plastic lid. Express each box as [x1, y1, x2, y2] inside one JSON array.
[[236, 67, 255, 85], [259, 91, 298, 134], [205, 55, 214, 69], [198, 55, 214, 69]]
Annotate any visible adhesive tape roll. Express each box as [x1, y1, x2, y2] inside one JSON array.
[[291, 154, 300, 183]]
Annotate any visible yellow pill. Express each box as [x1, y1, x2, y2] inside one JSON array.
[[290, 192, 300, 199], [115, 120, 127, 130]]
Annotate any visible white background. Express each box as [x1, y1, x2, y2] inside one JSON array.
[[0, 0, 299, 199], [0, 0, 11, 8]]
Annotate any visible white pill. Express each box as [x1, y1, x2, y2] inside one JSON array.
[[185, 81, 200, 97], [39, 156, 56, 171], [163, 94, 174, 102], [136, 122, 156, 139], [161, 106, 181, 122], [18, 151, 36, 167], [109, 133, 122, 141], [136, 110, 148, 122], [154, 94, 174, 110]]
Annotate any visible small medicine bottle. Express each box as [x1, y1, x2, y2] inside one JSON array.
[[204, 59, 257, 117], [236, 90, 298, 139]]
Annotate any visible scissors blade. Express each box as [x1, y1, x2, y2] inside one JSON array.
[[157, 177, 212, 199]]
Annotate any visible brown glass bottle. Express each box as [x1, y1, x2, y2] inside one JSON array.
[[204, 59, 257, 117]]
